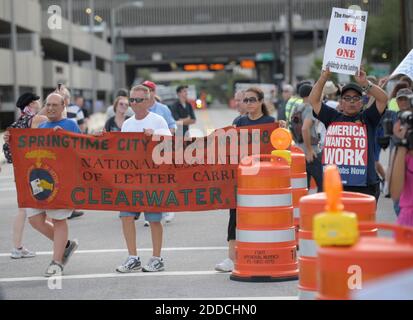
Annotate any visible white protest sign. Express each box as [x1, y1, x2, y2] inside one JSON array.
[[390, 49, 413, 81], [323, 7, 368, 75]]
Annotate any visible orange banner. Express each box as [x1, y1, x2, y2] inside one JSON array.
[[10, 123, 277, 212]]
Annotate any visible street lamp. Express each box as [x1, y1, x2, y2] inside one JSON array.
[[10, 0, 18, 121], [111, 1, 144, 100]]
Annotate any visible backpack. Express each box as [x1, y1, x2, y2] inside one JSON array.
[[2, 114, 34, 163], [289, 104, 319, 145]]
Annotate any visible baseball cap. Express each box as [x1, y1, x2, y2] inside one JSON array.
[[296, 80, 312, 94], [396, 88, 413, 99], [341, 83, 363, 97], [16, 92, 40, 110], [142, 80, 156, 91]]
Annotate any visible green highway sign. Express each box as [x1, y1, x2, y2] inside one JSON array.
[[114, 53, 130, 62], [256, 52, 274, 61]]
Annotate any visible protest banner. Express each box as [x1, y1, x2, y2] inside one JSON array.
[[322, 122, 368, 186], [323, 7, 368, 75], [10, 123, 277, 212], [390, 49, 413, 81]]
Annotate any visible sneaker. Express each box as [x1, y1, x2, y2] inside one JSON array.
[[11, 247, 36, 259], [62, 239, 79, 266], [144, 220, 150, 227], [68, 210, 84, 220], [215, 258, 234, 272], [44, 261, 63, 277], [163, 212, 175, 223], [116, 256, 142, 273], [142, 256, 164, 272]]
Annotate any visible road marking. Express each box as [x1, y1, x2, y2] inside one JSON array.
[[0, 270, 229, 283], [0, 246, 227, 258]]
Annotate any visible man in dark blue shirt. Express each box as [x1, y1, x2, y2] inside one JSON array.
[[309, 68, 388, 201], [27, 93, 80, 277]]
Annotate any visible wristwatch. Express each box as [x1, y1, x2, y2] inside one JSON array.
[[392, 136, 408, 148], [361, 81, 373, 93]]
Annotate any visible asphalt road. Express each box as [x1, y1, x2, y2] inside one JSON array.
[[0, 107, 397, 300]]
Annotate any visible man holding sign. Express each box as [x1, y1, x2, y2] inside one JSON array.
[[309, 68, 388, 201]]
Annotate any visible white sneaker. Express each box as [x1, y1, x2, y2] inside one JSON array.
[[44, 261, 63, 277], [116, 256, 142, 273], [163, 212, 175, 223], [215, 258, 234, 272], [11, 247, 36, 259], [142, 256, 164, 272]]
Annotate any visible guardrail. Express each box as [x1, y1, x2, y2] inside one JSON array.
[[39, 0, 384, 27]]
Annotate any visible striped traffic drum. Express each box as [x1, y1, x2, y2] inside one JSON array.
[[231, 154, 298, 282], [290, 146, 308, 246], [318, 223, 413, 300], [298, 192, 376, 299]]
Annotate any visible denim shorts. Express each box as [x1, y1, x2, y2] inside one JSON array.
[[119, 211, 163, 222]]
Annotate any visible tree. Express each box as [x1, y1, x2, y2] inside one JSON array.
[[308, 58, 338, 83], [364, 0, 401, 68]]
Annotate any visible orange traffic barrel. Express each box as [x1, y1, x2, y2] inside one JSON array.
[[290, 145, 308, 245], [308, 177, 317, 195], [298, 192, 376, 299], [317, 223, 413, 300], [231, 154, 298, 282]]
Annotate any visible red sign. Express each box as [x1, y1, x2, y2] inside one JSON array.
[[10, 123, 277, 212]]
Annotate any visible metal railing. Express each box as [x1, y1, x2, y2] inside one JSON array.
[[39, 0, 384, 27]]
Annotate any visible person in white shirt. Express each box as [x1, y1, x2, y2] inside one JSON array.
[[116, 85, 171, 273]]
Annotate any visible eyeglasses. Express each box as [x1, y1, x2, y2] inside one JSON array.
[[129, 97, 146, 104], [45, 103, 63, 108], [342, 95, 362, 102], [243, 97, 259, 104]]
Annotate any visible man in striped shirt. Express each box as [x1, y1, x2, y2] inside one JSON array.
[[61, 88, 86, 133]]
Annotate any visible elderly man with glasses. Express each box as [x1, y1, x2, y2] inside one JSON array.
[[116, 85, 171, 274]]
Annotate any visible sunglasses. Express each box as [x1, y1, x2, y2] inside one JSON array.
[[129, 97, 146, 103], [243, 97, 259, 104], [342, 95, 362, 102]]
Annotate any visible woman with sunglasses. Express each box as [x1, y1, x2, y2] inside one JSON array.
[[233, 87, 276, 127], [215, 87, 276, 273], [104, 96, 130, 132]]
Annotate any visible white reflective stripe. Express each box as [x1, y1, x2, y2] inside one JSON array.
[[293, 207, 300, 218], [236, 229, 295, 243], [308, 188, 317, 195], [237, 193, 292, 207], [298, 239, 318, 258], [291, 178, 307, 189], [299, 289, 317, 300]]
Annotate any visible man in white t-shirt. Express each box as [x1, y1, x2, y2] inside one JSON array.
[[116, 85, 171, 274]]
